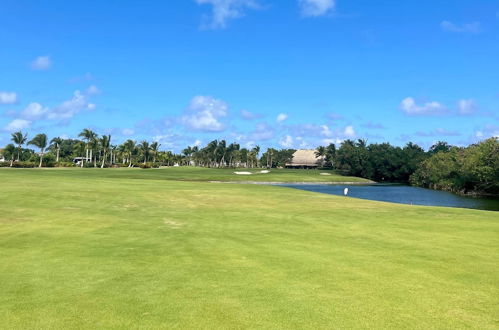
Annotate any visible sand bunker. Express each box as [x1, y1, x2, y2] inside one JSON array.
[[260, 170, 270, 174], [320, 173, 332, 176], [234, 171, 252, 175]]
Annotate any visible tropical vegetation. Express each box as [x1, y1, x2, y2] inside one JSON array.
[[1, 128, 498, 195]]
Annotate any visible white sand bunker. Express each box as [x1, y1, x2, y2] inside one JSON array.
[[320, 173, 332, 176], [234, 171, 252, 175], [260, 170, 270, 174]]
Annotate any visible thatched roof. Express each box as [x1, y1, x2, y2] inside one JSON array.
[[286, 149, 323, 167]]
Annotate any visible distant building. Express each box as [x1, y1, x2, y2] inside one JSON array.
[[285, 149, 324, 168]]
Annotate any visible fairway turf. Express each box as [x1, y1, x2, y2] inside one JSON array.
[[0, 168, 498, 329], [0, 166, 370, 183]]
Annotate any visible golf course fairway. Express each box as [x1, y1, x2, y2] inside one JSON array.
[[0, 168, 498, 329]]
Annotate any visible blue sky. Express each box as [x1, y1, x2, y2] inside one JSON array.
[[1, 0, 498, 151]]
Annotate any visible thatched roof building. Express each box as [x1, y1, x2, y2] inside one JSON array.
[[286, 149, 323, 168]]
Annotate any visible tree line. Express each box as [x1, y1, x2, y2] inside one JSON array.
[[1, 129, 178, 168], [1, 129, 497, 195], [0, 129, 298, 169], [320, 138, 498, 195]]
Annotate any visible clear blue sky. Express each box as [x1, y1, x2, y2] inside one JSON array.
[[1, 0, 498, 151]]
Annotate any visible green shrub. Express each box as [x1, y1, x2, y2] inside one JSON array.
[[56, 162, 75, 167], [11, 161, 37, 168]]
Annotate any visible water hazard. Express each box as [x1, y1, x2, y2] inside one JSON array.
[[281, 184, 499, 211]]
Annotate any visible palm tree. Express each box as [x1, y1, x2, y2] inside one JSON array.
[[315, 146, 326, 167], [11, 131, 28, 166], [251, 146, 260, 168], [123, 139, 136, 167], [227, 143, 240, 167], [99, 135, 111, 168], [325, 143, 336, 168], [73, 140, 85, 164], [89, 136, 99, 167], [28, 134, 48, 168], [240, 148, 249, 167], [50, 137, 63, 163], [182, 146, 194, 165], [205, 140, 218, 167], [266, 147, 276, 168], [150, 141, 160, 164], [110, 145, 117, 164], [78, 129, 97, 167], [139, 141, 150, 164], [216, 140, 227, 167]]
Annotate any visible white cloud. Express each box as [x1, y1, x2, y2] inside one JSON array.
[[14, 91, 95, 123], [0, 92, 17, 104], [196, 0, 260, 29], [122, 128, 135, 136], [457, 99, 476, 115], [280, 135, 294, 148], [475, 124, 499, 140], [295, 136, 309, 148], [86, 85, 101, 95], [4, 119, 31, 132], [343, 125, 355, 138], [31, 55, 52, 70], [245, 141, 256, 149], [47, 91, 94, 120], [440, 21, 481, 34], [152, 134, 180, 149], [322, 138, 344, 145], [400, 97, 446, 115], [21, 102, 49, 120], [283, 123, 355, 147], [181, 95, 228, 132], [250, 123, 274, 141], [299, 0, 335, 17], [320, 124, 333, 137], [276, 113, 288, 123]]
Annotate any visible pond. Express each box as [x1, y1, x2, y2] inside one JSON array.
[[280, 184, 499, 211]]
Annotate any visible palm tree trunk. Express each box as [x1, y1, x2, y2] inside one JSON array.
[[101, 152, 106, 168], [56, 148, 60, 163], [39, 151, 44, 168]]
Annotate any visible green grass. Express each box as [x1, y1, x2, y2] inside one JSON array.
[[0, 168, 498, 329], [1, 166, 370, 183]]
